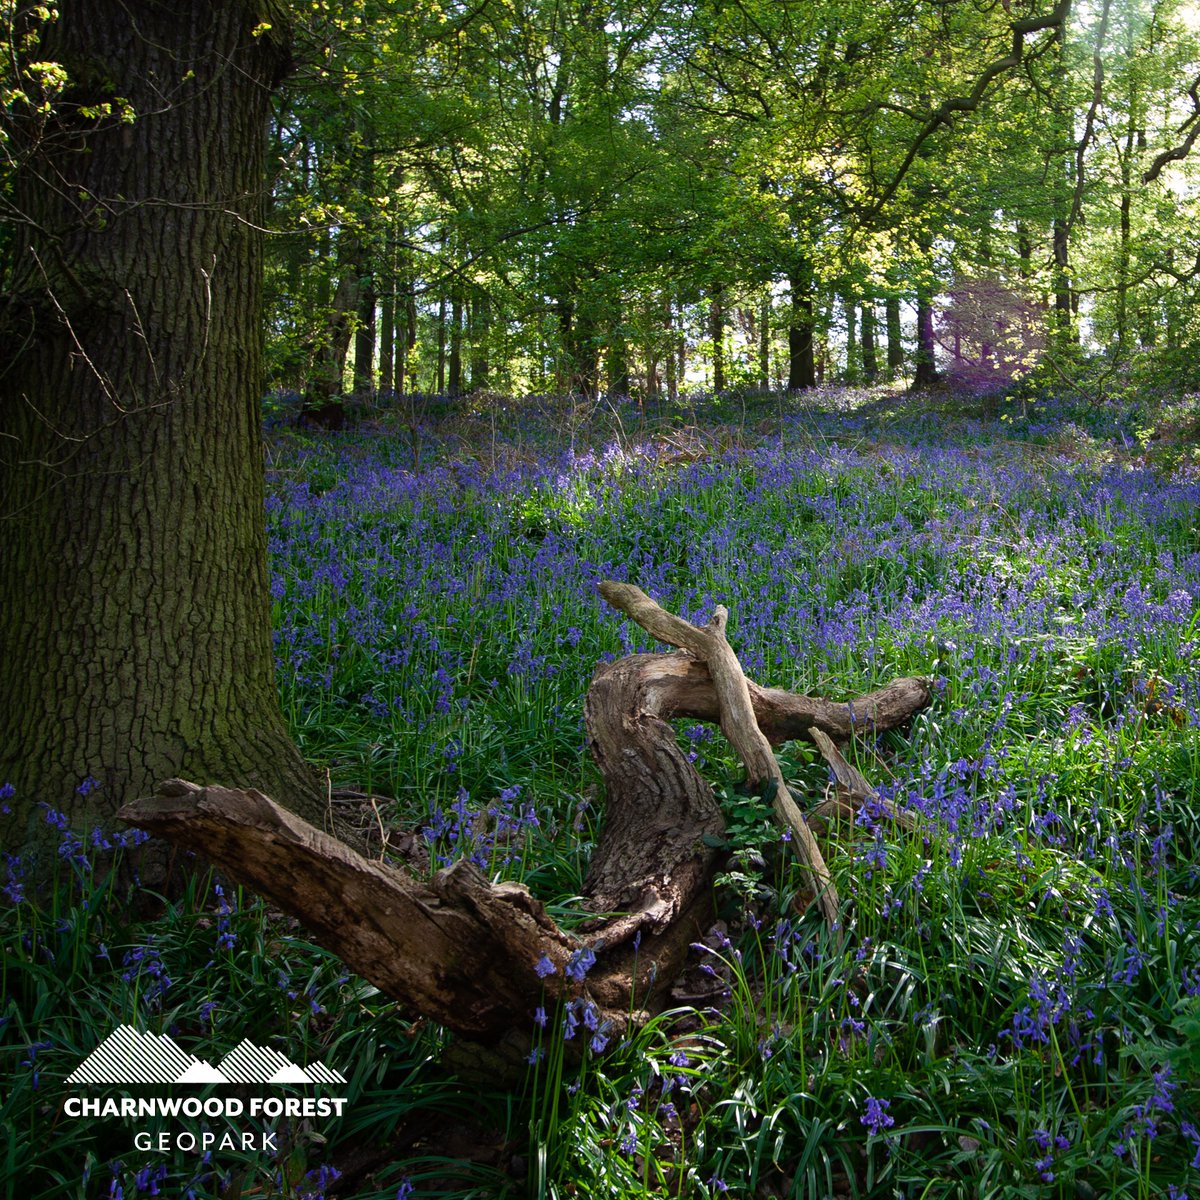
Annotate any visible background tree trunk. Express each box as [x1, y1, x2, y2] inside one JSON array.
[[912, 231, 940, 390], [710, 285, 726, 393], [470, 289, 490, 390], [885, 295, 904, 376], [448, 289, 464, 397], [861, 302, 878, 382], [607, 308, 630, 397], [842, 294, 858, 382], [787, 265, 817, 390], [758, 290, 771, 388], [379, 253, 396, 397], [0, 0, 325, 840], [353, 271, 377, 396]]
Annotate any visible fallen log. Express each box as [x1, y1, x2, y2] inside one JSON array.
[[596, 582, 841, 921], [119, 584, 932, 1054]]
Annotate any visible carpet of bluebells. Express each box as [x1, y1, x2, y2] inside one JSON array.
[[4, 388, 1200, 1199]]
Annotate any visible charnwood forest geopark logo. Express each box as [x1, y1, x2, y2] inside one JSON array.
[[63, 1025, 348, 1155]]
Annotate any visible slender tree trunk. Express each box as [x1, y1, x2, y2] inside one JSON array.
[[759, 290, 770, 388], [1016, 224, 1033, 281], [0, 0, 324, 841], [665, 301, 679, 404], [470, 290, 490, 391], [569, 306, 599, 399], [379, 283, 395, 397], [1116, 121, 1136, 352], [1165, 250, 1180, 349], [885, 295, 904, 376], [710, 285, 725, 393], [607, 307, 630, 397], [556, 299, 574, 394], [306, 269, 355, 423], [353, 273, 376, 396], [861, 302, 878, 383], [645, 349, 660, 400], [842, 294, 858, 382], [378, 221, 397, 396], [448, 289, 464, 397], [913, 300, 938, 389], [400, 282, 417, 397], [1052, 216, 1073, 344], [787, 265, 816, 390], [436, 295, 447, 394], [912, 233, 939, 390], [311, 225, 332, 375], [1050, 22, 1077, 349]]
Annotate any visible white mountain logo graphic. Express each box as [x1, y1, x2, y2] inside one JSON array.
[[66, 1025, 345, 1085]]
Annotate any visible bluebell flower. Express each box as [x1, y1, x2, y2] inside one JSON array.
[[565, 946, 596, 981], [861, 1096, 894, 1137]]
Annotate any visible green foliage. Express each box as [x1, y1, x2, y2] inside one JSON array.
[[257, 0, 1200, 399]]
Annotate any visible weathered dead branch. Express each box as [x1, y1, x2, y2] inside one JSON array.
[[119, 584, 932, 1054], [597, 581, 840, 922]]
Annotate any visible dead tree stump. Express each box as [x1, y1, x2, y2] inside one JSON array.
[[119, 583, 932, 1053]]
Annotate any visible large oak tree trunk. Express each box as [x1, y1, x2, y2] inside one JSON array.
[[0, 0, 325, 840], [121, 585, 932, 1063]]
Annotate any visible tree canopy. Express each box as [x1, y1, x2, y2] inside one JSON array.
[[244, 0, 1200, 403]]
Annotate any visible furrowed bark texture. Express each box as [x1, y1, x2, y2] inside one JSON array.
[[0, 1, 325, 834], [121, 586, 932, 1051]]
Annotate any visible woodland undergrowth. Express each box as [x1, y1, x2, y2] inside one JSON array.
[[4, 386, 1200, 1199]]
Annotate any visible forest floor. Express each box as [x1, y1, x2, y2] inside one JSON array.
[[5, 384, 1200, 1199]]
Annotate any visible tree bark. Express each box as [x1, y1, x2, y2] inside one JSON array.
[[449, 289, 464, 397], [787, 265, 817, 390], [120, 585, 932, 1055], [379, 267, 396, 396], [885, 295, 904, 375], [842, 294, 858, 382], [759, 290, 771, 388], [912, 232, 940, 390], [607, 308, 630, 398], [710, 285, 726, 393], [353, 271, 377, 397], [470, 289, 490, 391], [307, 271, 355, 424], [861, 302, 878, 383], [0, 0, 325, 841]]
